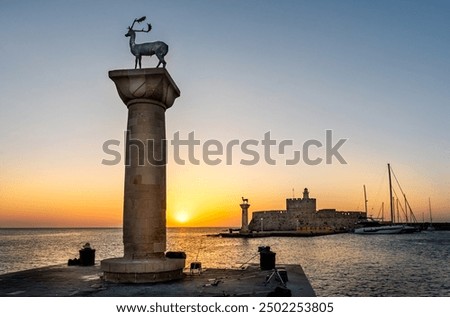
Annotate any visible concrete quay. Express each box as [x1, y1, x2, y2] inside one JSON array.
[[0, 263, 315, 297]]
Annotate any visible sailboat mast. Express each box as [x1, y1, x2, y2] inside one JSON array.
[[388, 163, 394, 224], [363, 185, 368, 215], [404, 194, 409, 223], [429, 197, 433, 224]]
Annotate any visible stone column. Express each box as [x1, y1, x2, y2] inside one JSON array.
[[101, 68, 185, 283], [240, 201, 250, 234]]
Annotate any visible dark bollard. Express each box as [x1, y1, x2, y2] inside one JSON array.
[[259, 246, 276, 270], [79, 243, 95, 266]]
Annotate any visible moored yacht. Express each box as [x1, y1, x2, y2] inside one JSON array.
[[354, 224, 405, 234], [354, 164, 418, 235]]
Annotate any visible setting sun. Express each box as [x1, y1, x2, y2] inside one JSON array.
[[174, 211, 190, 224]]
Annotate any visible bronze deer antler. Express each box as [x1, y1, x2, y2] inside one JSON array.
[[129, 16, 146, 30], [134, 23, 152, 33]]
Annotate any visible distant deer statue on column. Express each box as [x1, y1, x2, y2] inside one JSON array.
[[125, 16, 168, 69]]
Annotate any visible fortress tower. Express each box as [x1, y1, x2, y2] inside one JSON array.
[[286, 187, 316, 212], [303, 188, 310, 199]]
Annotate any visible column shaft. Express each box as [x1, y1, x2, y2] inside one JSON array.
[[240, 203, 250, 233], [123, 101, 166, 259]]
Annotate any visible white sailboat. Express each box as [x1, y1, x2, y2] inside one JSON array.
[[354, 224, 405, 234], [354, 163, 416, 234]]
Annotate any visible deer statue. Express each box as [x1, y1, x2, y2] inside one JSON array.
[[125, 16, 168, 69]]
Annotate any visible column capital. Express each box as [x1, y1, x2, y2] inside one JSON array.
[[109, 68, 180, 109]]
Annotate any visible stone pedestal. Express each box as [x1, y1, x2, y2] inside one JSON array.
[[240, 202, 250, 234], [101, 68, 185, 283]]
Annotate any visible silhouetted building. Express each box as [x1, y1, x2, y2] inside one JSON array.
[[249, 188, 366, 232]]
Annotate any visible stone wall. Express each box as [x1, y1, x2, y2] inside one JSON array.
[[248, 209, 366, 232], [286, 198, 316, 212], [249, 210, 293, 231]]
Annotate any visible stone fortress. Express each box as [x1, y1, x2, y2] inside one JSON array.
[[248, 188, 366, 233]]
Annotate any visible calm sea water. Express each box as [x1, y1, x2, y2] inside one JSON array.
[[0, 227, 449, 296]]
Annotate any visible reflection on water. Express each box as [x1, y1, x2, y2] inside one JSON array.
[[1, 227, 449, 296]]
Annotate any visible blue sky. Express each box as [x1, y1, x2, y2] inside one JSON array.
[[0, 0, 449, 226]]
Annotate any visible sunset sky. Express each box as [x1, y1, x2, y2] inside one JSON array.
[[0, 0, 449, 227]]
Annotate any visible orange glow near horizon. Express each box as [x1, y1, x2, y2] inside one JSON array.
[[1, 183, 449, 228], [1, 160, 449, 227]]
